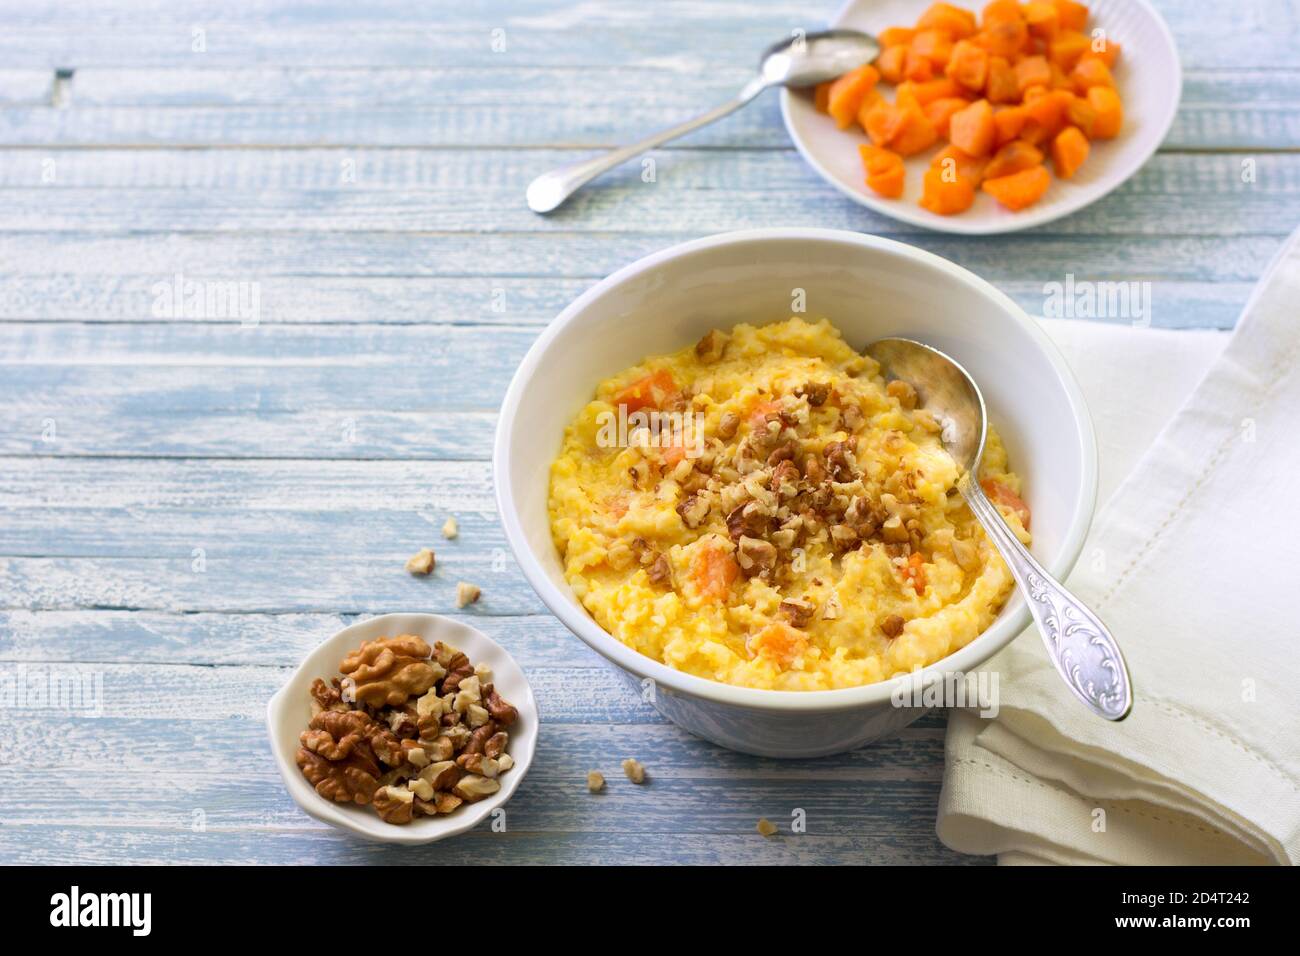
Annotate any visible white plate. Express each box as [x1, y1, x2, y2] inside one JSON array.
[[780, 0, 1182, 234], [267, 613, 538, 845]]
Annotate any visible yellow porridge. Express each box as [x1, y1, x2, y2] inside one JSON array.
[[547, 317, 1030, 691]]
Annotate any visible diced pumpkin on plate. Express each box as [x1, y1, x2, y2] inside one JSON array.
[[1051, 125, 1090, 178], [1048, 29, 1090, 70], [947, 38, 990, 92], [982, 163, 1051, 210], [904, 47, 936, 81], [908, 76, 964, 105], [985, 55, 1020, 102], [879, 26, 917, 48], [813, 82, 832, 113], [1070, 56, 1114, 94], [949, 97, 996, 157], [931, 143, 990, 184], [890, 103, 941, 155], [993, 105, 1029, 146], [855, 88, 887, 133], [859, 144, 907, 198], [876, 44, 908, 84], [1022, 1, 1060, 40], [918, 2, 978, 39], [1014, 54, 1053, 94], [983, 139, 1044, 179], [1051, 0, 1090, 33], [1087, 84, 1123, 138], [911, 29, 956, 68], [920, 165, 977, 214], [925, 96, 973, 137], [826, 64, 881, 129]]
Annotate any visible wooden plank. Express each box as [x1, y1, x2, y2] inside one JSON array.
[[0, 152, 1294, 237]]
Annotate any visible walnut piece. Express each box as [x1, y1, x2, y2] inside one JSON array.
[[756, 818, 778, 837], [622, 758, 647, 784], [340, 634, 442, 707], [441, 516, 459, 539], [406, 547, 436, 575], [587, 770, 606, 793], [373, 785, 415, 824], [455, 581, 482, 608]]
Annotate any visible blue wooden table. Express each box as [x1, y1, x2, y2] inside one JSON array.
[[1, 0, 1296, 865]]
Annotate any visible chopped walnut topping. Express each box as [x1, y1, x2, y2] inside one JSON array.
[[951, 537, 979, 571], [795, 381, 830, 407], [716, 411, 741, 440], [881, 614, 905, 638], [676, 492, 710, 529], [736, 535, 777, 576], [647, 553, 672, 588], [778, 599, 815, 628], [455, 581, 482, 608], [880, 515, 911, 543], [695, 329, 730, 363], [621, 758, 647, 784], [824, 439, 860, 481], [587, 770, 606, 793], [372, 785, 415, 824], [756, 818, 778, 837], [405, 547, 436, 575], [441, 516, 459, 539]]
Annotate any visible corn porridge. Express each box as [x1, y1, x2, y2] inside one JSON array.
[[547, 317, 1030, 691]]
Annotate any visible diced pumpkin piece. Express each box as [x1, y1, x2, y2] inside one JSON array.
[[877, 44, 907, 84], [1081, 36, 1121, 68], [750, 622, 809, 669], [1022, 1, 1060, 39], [947, 38, 990, 91], [1022, 88, 1071, 141], [1086, 85, 1123, 138], [863, 100, 899, 146], [1052, 0, 1090, 32], [1070, 56, 1113, 94], [879, 26, 917, 48], [980, 1, 1023, 26], [977, 2, 1029, 57], [925, 96, 972, 137], [690, 545, 739, 602], [855, 88, 887, 133], [911, 29, 956, 67], [920, 165, 977, 214], [894, 82, 922, 113], [993, 105, 1029, 146], [931, 143, 990, 183], [1014, 54, 1052, 93], [983, 139, 1044, 179], [909, 76, 964, 105], [904, 46, 936, 81], [1051, 125, 1090, 178], [918, 3, 978, 39], [1065, 91, 1098, 137], [813, 82, 832, 113], [859, 144, 907, 198], [985, 55, 1019, 102], [948, 98, 996, 157], [1050, 61, 1074, 90], [982, 164, 1051, 210], [1048, 30, 1090, 70], [614, 368, 678, 413], [890, 103, 941, 155], [827, 64, 881, 129]]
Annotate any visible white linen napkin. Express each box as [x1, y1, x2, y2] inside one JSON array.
[[936, 226, 1300, 866]]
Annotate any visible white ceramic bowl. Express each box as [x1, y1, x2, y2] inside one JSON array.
[[781, 0, 1182, 234], [267, 613, 538, 844], [494, 229, 1096, 757]]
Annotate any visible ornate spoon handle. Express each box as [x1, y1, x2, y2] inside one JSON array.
[[960, 475, 1133, 720]]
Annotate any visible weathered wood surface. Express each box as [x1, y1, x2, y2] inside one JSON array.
[[1, 0, 1296, 865]]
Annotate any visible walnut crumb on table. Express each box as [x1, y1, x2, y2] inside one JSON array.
[[455, 581, 481, 608], [442, 516, 458, 539], [586, 770, 606, 792], [756, 818, 778, 837], [621, 758, 646, 784], [405, 548, 435, 575]]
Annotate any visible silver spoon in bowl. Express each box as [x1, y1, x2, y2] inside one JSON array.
[[526, 30, 879, 214], [865, 337, 1133, 721]]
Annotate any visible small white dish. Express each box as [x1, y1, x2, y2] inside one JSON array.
[[267, 612, 538, 845], [780, 0, 1182, 234]]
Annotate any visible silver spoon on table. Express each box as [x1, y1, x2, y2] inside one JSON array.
[[865, 338, 1133, 721], [526, 30, 879, 214]]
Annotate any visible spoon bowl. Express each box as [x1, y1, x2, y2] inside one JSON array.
[[866, 337, 1134, 721]]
